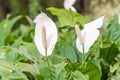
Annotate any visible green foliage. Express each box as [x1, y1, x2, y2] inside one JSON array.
[[1, 7, 120, 80], [69, 62, 101, 80], [47, 7, 88, 27], [103, 15, 120, 43], [28, 0, 43, 18], [0, 60, 28, 80], [100, 15, 120, 80], [72, 70, 89, 80], [0, 15, 22, 46], [57, 42, 77, 63], [9, 0, 27, 16]]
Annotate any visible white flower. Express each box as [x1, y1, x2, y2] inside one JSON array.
[[63, 0, 76, 12], [34, 13, 58, 56], [33, 14, 41, 23], [75, 16, 104, 53]]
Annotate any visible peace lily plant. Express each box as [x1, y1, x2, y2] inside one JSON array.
[[63, 0, 76, 12], [34, 12, 58, 80], [33, 11, 104, 78], [75, 16, 104, 63], [0, 1, 120, 79]]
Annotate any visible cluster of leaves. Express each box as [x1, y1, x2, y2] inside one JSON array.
[[0, 7, 120, 80]]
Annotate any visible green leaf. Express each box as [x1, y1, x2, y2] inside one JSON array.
[[91, 58, 101, 70], [68, 62, 101, 80], [39, 62, 51, 79], [110, 60, 120, 73], [89, 41, 100, 58], [0, 60, 28, 80], [57, 42, 77, 63], [18, 46, 34, 61], [5, 52, 18, 62], [15, 62, 40, 77], [47, 7, 88, 27], [72, 40, 83, 62], [100, 44, 119, 64], [22, 42, 43, 63], [12, 36, 23, 47], [103, 15, 120, 43], [0, 15, 22, 46], [0, 60, 13, 80], [54, 60, 68, 78], [49, 55, 65, 64], [72, 70, 89, 80], [10, 42, 43, 63], [8, 73, 28, 80], [59, 28, 76, 45], [57, 70, 66, 80]]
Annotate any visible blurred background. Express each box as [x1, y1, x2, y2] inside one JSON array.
[[0, 0, 120, 21]]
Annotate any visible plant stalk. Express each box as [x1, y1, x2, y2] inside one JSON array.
[[82, 44, 86, 66], [45, 48, 52, 80]]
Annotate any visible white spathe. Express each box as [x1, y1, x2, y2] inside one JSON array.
[[33, 14, 41, 23], [63, 0, 76, 12], [34, 13, 58, 56], [76, 16, 104, 53]]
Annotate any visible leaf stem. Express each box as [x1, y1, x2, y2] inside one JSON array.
[[45, 48, 53, 80]]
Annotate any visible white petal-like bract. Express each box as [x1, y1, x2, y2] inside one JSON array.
[[76, 16, 104, 53], [33, 14, 41, 23], [64, 0, 76, 11], [84, 29, 99, 53], [84, 16, 104, 29], [34, 13, 58, 56], [70, 6, 76, 12]]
